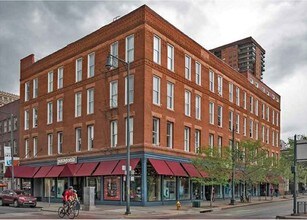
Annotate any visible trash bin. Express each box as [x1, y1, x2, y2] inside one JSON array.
[[192, 200, 201, 207], [297, 201, 305, 214]]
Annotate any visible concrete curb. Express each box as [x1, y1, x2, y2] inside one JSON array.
[[276, 215, 307, 219]]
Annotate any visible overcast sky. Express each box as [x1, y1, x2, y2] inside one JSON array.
[[0, 0, 306, 141]]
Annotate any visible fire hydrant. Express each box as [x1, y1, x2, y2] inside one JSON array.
[[176, 201, 181, 210]]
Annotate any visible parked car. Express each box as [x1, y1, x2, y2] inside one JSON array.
[[0, 189, 37, 207]]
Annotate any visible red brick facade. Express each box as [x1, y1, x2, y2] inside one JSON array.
[[19, 5, 280, 166]]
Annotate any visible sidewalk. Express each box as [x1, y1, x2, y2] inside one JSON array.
[[38, 195, 298, 219]]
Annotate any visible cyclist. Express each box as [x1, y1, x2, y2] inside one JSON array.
[[63, 186, 74, 205]]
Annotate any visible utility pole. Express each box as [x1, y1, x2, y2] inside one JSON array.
[[230, 125, 235, 205]]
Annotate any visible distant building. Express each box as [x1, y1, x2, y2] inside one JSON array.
[[0, 91, 19, 107], [210, 37, 265, 80]]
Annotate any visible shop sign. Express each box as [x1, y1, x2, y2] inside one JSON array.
[[57, 156, 77, 165], [4, 146, 12, 167]]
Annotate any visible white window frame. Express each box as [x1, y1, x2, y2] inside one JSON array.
[[24, 110, 29, 130], [229, 83, 233, 102], [243, 117, 247, 136], [209, 70, 214, 92], [47, 102, 53, 124], [276, 113, 279, 126], [76, 58, 82, 82], [87, 125, 94, 150], [209, 102, 214, 125], [33, 78, 38, 98], [75, 128, 82, 152], [126, 34, 134, 62], [57, 132, 63, 154], [266, 127, 270, 144], [153, 35, 161, 64], [75, 92, 82, 117], [167, 44, 174, 71], [217, 106, 223, 127], [57, 98, 63, 122], [262, 104, 265, 119], [195, 129, 201, 153], [243, 92, 247, 109], [110, 41, 119, 68], [255, 122, 259, 140], [229, 111, 234, 131], [272, 130, 275, 146], [167, 82, 174, 110], [195, 61, 201, 85], [87, 88, 94, 114], [250, 119, 254, 138], [262, 125, 265, 143], [57, 67, 64, 89], [25, 139, 29, 158], [25, 82, 30, 101], [153, 76, 161, 105], [32, 108, 38, 128], [185, 55, 191, 80], [255, 99, 259, 116], [48, 71, 53, 93], [217, 76, 223, 96], [125, 117, 134, 146], [184, 90, 191, 117], [209, 134, 214, 150], [218, 136, 222, 155], [125, 75, 134, 105], [236, 87, 240, 106], [236, 114, 240, 133], [250, 96, 254, 113], [195, 95, 201, 120], [47, 133, 53, 156], [272, 110, 275, 125], [166, 121, 173, 148], [266, 106, 270, 122], [110, 81, 118, 108], [152, 117, 160, 145], [184, 127, 190, 152], [110, 120, 118, 148], [87, 52, 95, 78], [33, 137, 37, 157]]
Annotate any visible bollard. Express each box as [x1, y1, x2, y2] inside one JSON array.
[[176, 201, 181, 210]]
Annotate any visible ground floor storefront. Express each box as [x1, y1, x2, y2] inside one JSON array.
[[4, 152, 268, 205]]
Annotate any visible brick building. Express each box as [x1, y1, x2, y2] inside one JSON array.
[[15, 5, 280, 205], [0, 91, 19, 107]]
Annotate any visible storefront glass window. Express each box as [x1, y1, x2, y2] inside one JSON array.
[[147, 162, 161, 202], [163, 176, 176, 200], [22, 179, 32, 195], [87, 177, 101, 200], [44, 178, 55, 197], [123, 162, 142, 202], [192, 181, 202, 200], [57, 178, 66, 198], [179, 177, 190, 200], [104, 176, 121, 201]]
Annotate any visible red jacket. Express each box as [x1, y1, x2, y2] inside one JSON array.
[[63, 190, 73, 201]]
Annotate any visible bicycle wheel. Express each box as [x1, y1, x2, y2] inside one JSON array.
[[67, 206, 76, 219], [74, 208, 79, 218], [58, 207, 65, 218]]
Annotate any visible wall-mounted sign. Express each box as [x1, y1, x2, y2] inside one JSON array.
[[57, 156, 77, 165], [4, 146, 11, 167]]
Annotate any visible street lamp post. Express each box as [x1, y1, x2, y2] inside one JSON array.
[[0, 110, 14, 190], [105, 53, 131, 215], [230, 125, 236, 205], [293, 135, 297, 215]]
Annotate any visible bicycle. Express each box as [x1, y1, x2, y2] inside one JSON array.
[[70, 197, 81, 217], [58, 201, 76, 219]]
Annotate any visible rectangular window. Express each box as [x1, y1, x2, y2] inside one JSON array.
[[48, 71, 53, 93], [13, 117, 17, 130], [209, 70, 214, 92], [185, 55, 191, 80], [126, 34, 134, 62], [255, 99, 259, 116], [110, 81, 118, 108], [75, 92, 82, 117], [217, 106, 222, 127], [125, 117, 134, 145], [195, 62, 201, 85], [8, 119, 11, 132], [152, 118, 160, 145], [236, 87, 240, 106], [262, 125, 265, 142], [33, 78, 38, 98], [209, 134, 214, 150], [88, 53, 95, 78], [209, 102, 214, 125], [24, 110, 29, 130], [272, 131, 275, 146], [266, 127, 270, 144], [272, 110, 275, 125], [249, 119, 254, 138], [195, 129, 201, 153], [153, 76, 161, 105], [76, 58, 82, 82], [184, 90, 191, 116], [276, 113, 279, 126], [166, 121, 173, 148], [25, 82, 30, 101], [276, 132, 279, 147], [217, 76, 223, 96], [167, 82, 174, 110], [195, 95, 201, 120], [243, 117, 247, 136], [236, 114, 240, 133], [47, 133, 53, 156], [75, 128, 81, 152], [57, 132, 63, 154], [243, 92, 247, 109], [33, 108, 38, 128], [47, 102, 53, 124], [229, 83, 233, 102], [87, 125, 94, 150], [3, 120, 7, 133], [250, 96, 254, 113], [110, 41, 119, 68], [33, 137, 37, 157], [153, 35, 161, 64], [57, 67, 63, 89], [57, 99, 63, 122], [87, 88, 94, 114], [184, 127, 190, 152], [125, 75, 134, 105], [167, 44, 174, 71], [110, 120, 118, 148], [25, 139, 29, 158], [266, 106, 270, 122], [229, 111, 233, 131], [255, 122, 259, 140], [218, 136, 222, 155], [262, 104, 265, 119]]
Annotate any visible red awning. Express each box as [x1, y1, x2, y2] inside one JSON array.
[[45, 166, 64, 178], [148, 159, 174, 176], [4, 166, 39, 178], [181, 163, 202, 178], [59, 163, 82, 177], [34, 166, 53, 178], [93, 160, 119, 176], [75, 162, 99, 177], [199, 170, 209, 178], [165, 161, 188, 177], [112, 158, 140, 175]]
